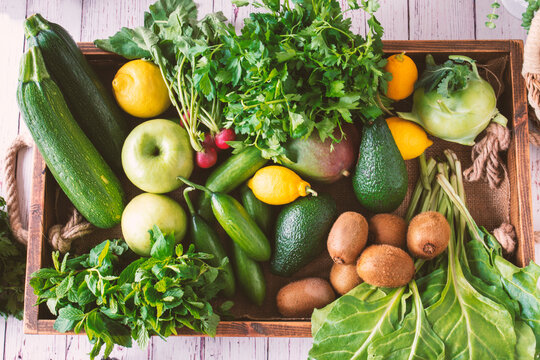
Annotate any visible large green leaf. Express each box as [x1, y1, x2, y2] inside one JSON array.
[[311, 283, 388, 337], [426, 232, 516, 359], [515, 320, 536, 360], [309, 287, 405, 360], [494, 257, 540, 354], [367, 280, 445, 360]]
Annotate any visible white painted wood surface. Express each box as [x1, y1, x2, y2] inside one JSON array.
[[0, 0, 537, 358]]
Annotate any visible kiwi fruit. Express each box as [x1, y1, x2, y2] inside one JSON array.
[[356, 244, 415, 288], [330, 263, 363, 295], [369, 213, 407, 249], [407, 211, 450, 259], [327, 211, 368, 264], [276, 277, 335, 317]]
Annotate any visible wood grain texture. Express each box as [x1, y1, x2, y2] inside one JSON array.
[[475, 0, 527, 41], [376, 0, 408, 40], [409, 0, 475, 40]]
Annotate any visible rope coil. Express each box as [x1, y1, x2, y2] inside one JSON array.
[[2, 135, 93, 252]]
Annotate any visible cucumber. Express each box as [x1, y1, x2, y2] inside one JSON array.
[[24, 14, 128, 172], [232, 242, 265, 306], [184, 189, 235, 297], [198, 147, 268, 221], [17, 46, 124, 229], [178, 177, 271, 262], [210, 193, 271, 262], [241, 185, 273, 234]]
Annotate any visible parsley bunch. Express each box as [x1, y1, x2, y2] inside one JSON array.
[[0, 197, 26, 319], [30, 226, 229, 359], [219, 0, 389, 160]]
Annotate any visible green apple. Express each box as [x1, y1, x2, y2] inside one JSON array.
[[121, 193, 187, 256], [122, 119, 193, 193]]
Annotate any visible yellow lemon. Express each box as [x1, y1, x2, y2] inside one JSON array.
[[247, 166, 316, 205], [112, 59, 171, 118], [384, 53, 418, 101], [386, 117, 433, 160]]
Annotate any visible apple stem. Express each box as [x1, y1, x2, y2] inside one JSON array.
[[183, 187, 196, 215], [177, 176, 212, 195]]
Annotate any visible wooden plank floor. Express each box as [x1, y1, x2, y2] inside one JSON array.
[[0, 0, 537, 358]]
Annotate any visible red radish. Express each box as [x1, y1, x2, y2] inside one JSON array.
[[202, 133, 216, 150], [197, 147, 217, 168], [179, 111, 190, 127], [215, 128, 236, 150]]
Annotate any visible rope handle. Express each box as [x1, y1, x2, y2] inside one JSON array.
[[3, 135, 33, 245], [2, 135, 94, 252]]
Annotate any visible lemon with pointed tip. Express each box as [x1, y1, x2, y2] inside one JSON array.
[[386, 117, 433, 160], [247, 166, 316, 205], [112, 59, 171, 118]]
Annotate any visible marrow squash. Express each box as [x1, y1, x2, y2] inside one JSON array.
[[17, 46, 125, 229]]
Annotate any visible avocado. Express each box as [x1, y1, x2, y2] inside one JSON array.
[[271, 194, 337, 277], [352, 118, 408, 213]]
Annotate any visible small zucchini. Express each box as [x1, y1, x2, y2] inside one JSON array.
[[184, 188, 235, 298], [17, 46, 124, 228], [179, 177, 271, 262], [232, 242, 266, 306], [198, 147, 267, 221]]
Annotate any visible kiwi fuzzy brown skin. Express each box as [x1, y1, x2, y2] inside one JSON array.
[[356, 244, 415, 288], [327, 211, 368, 264], [369, 213, 407, 249], [330, 263, 363, 295], [276, 278, 336, 318], [407, 211, 450, 259]]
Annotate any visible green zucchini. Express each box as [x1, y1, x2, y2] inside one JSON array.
[[184, 188, 235, 297], [198, 147, 268, 221], [24, 14, 128, 172], [232, 242, 266, 306], [240, 185, 273, 234], [17, 46, 124, 229]]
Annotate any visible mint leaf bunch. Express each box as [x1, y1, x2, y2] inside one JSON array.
[[30, 226, 228, 359]]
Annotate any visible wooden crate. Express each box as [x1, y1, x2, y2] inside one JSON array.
[[23, 40, 534, 337]]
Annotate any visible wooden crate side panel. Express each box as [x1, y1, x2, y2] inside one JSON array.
[[508, 40, 534, 266], [23, 147, 47, 334]]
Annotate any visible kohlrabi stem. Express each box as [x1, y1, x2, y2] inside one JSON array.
[[183, 187, 196, 215], [491, 111, 508, 127], [177, 176, 212, 195], [419, 153, 430, 191]]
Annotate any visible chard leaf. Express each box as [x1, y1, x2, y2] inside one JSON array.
[[494, 257, 540, 353], [425, 223, 516, 360], [367, 281, 445, 360], [311, 283, 388, 337], [515, 320, 536, 360], [309, 287, 405, 360]]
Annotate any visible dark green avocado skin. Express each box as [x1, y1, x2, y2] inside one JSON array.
[[271, 194, 337, 277], [352, 118, 408, 213]]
